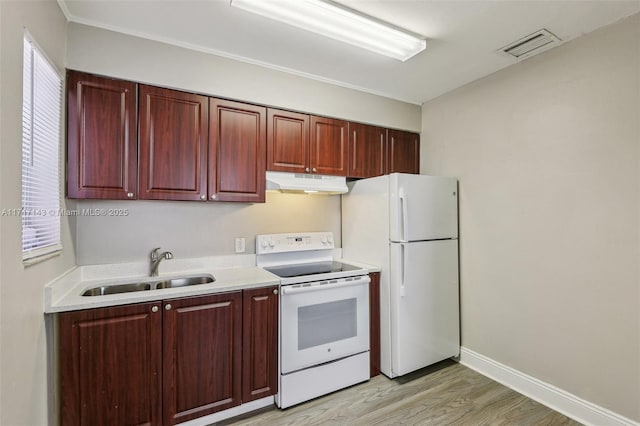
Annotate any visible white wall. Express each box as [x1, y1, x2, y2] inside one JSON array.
[[0, 1, 74, 424], [422, 13, 639, 422]]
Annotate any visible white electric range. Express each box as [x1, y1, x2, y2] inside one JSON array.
[[256, 232, 371, 408]]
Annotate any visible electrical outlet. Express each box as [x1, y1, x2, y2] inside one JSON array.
[[235, 237, 245, 253]]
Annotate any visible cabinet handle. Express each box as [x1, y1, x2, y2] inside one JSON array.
[[127, 192, 134, 198], [151, 306, 159, 313], [210, 194, 217, 200], [200, 194, 206, 201], [165, 303, 172, 311], [312, 167, 317, 173], [273, 288, 279, 295], [305, 167, 310, 173]]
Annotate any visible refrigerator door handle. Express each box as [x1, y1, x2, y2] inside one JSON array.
[[400, 243, 406, 297], [399, 188, 408, 241]]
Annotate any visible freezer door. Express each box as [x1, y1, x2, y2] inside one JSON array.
[[389, 240, 459, 376], [389, 173, 458, 242]]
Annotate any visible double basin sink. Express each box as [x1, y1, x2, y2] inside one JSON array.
[[82, 275, 215, 296]]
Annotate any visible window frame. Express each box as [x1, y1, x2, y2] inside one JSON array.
[[21, 31, 64, 265]]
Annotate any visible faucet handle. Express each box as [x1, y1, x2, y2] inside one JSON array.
[[150, 247, 161, 261], [164, 251, 174, 260]]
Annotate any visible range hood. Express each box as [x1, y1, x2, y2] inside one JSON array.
[[266, 171, 348, 194]]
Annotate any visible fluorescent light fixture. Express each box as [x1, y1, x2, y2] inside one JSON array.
[[230, 0, 426, 61]]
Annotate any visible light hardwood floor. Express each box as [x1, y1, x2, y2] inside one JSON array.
[[218, 360, 581, 425]]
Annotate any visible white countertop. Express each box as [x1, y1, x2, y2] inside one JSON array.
[[44, 254, 279, 313], [44, 253, 380, 314]]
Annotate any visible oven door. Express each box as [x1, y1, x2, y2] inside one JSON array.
[[280, 275, 370, 374]]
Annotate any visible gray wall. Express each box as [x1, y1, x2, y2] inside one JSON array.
[[422, 13, 639, 421], [0, 1, 75, 424], [65, 23, 422, 265], [66, 23, 422, 132]]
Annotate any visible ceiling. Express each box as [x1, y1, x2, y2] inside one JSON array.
[[57, 0, 640, 105]]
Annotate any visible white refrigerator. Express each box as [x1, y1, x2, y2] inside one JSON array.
[[342, 173, 460, 378]]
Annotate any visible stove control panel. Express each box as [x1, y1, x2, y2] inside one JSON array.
[[256, 232, 335, 254]]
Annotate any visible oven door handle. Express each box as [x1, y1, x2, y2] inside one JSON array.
[[281, 275, 371, 295]]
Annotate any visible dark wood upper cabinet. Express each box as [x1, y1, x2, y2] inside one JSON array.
[[267, 108, 309, 173], [58, 302, 163, 426], [209, 99, 266, 203], [66, 70, 138, 199], [67, 71, 422, 202], [138, 85, 209, 201], [163, 292, 243, 425], [267, 110, 348, 177], [348, 123, 387, 178], [242, 286, 278, 403], [310, 116, 349, 176], [387, 129, 420, 174]]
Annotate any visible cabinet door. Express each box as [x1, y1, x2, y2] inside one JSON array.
[[58, 302, 163, 426], [163, 292, 242, 425], [348, 123, 386, 178], [67, 71, 137, 199], [242, 286, 279, 402], [369, 272, 381, 378], [266, 108, 309, 173], [310, 116, 348, 176], [139, 85, 208, 201], [387, 129, 420, 174], [209, 99, 266, 202]]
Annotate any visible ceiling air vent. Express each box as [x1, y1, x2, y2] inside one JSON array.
[[498, 29, 561, 60]]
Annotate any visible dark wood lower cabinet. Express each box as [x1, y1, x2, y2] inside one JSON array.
[[58, 287, 278, 426], [163, 292, 243, 425], [369, 272, 381, 378], [58, 302, 163, 426], [242, 286, 278, 402]]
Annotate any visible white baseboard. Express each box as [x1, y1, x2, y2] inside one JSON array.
[[458, 347, 638, 426], [177, 396, 274, 426]]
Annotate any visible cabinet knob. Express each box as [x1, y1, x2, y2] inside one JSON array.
[[127, 192, 134, 198], [165, 303, 172, 311], [312, 167, 317, 173], [305, 167, 310, 173], [151, 306, 159, 313], [200, 194, 206, 201], [273, 288, 279, 295], [210, 194, 217, 200]]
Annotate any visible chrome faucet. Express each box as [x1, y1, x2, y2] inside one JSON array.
[[150, 247, 173, 277]]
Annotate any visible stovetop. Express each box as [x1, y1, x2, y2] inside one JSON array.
[[256, 232, 369, 285], [263, 261, 362, 279]]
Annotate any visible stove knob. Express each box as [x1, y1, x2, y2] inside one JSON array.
[[321, 235, 328, 244], [268, 238, 275, 247], [327, 234, 334, 244], [260, 239, 268, 249]]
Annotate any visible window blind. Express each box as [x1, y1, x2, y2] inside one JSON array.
[[21, 35, 63, 262]]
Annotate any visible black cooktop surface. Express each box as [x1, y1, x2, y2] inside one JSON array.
[[264, 261, 362, 278]]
